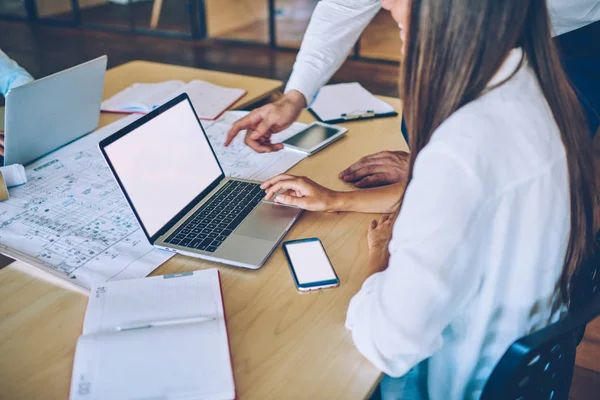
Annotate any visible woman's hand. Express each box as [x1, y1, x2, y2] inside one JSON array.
[[367, 215, 394, 274], [261, 174, 340, 212]]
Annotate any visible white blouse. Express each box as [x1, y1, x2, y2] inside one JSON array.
[[345, 49, 570, 399]]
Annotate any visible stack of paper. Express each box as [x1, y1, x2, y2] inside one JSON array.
[[101, 80, 247, 120]]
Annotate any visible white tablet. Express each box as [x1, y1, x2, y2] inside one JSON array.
[[282, 122, 348, 155]]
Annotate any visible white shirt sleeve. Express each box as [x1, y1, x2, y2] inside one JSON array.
[[547, 0, 600, 36], [345, 144, 486, 377], [284, 0, 381, 105]]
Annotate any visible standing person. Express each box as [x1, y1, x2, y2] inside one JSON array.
[[260, 0, 598, 398], [225, 0, 600, 188], [0, 49, 34, 157]]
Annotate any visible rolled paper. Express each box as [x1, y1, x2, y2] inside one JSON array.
[[0, 164, 27, 187]]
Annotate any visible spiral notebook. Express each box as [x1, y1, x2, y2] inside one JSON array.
[[70, 269, 235, 400], [101, 80, 247, 120]]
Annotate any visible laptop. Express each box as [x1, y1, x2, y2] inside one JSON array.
[[99, 93, 303, 269], [3, 56, 107, 166]]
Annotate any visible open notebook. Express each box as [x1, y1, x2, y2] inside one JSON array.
[[101, 80, 247, 120], [70, 269, 235, 400]]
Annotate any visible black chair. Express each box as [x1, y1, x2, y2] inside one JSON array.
[[481, 231, 600, 400]]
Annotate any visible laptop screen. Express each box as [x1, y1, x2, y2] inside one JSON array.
[[102, 98, 223, 239]]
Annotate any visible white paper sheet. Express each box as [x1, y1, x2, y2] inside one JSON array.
[[204, 111, 309, 181], [0, 115, 173, 290]]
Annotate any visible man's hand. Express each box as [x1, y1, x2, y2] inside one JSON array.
[[225, 90, 307, 153], [339, 150, 409, 188]]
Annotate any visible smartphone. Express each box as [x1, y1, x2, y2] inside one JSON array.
[[282, 238, 340, 292], [281, 122, 348, 155]]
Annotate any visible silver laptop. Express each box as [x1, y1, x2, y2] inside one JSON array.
[[3, 56, 107, 166], [99, 93, 302, 269]]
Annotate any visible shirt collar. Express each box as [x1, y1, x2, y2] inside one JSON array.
[[486, 48, 524, 88]]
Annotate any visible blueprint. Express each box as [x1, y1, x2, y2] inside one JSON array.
[[0, 115, 173, 290], [0, 111, 308, 290], [203, 111, 308, 181]]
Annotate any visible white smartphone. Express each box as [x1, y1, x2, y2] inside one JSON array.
[[281, 122, 348, 155], [282, 238, 340, 292]]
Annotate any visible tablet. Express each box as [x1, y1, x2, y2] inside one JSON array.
[[282, 122, 348, 155]]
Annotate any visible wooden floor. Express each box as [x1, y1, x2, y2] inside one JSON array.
[[0, 20, 599, 399]]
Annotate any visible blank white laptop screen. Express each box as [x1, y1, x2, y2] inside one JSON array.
[[103, 100, 222, 238]]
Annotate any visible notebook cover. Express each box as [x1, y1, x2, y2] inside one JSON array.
[[217, 270, 237, 400]]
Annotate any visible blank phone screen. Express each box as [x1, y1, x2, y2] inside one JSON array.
[[282, 124, 341, 151], [285, 240, 337, 285]]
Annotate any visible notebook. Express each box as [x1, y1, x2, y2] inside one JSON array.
[[70, 269, 236, 400], [101, 80, 247, 120], [309, 82, 397, 124]]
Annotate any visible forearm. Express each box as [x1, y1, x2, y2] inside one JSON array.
[[332, 182, 405, 214], [285, 0, 381, 103], [0, 50, 33, 96]]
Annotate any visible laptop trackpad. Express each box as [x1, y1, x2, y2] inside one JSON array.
[[233, 202, 300, 241]]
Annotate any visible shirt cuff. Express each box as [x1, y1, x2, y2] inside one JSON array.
[[345, 272, 381, 330], [284, 75, 320, 108]]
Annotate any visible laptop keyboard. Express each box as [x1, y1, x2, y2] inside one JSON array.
[[164, 180, 265, 253]]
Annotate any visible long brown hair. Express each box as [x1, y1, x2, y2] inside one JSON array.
[[400, 0, 598, 305]]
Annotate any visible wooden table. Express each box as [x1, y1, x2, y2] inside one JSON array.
[[0, 62, 407, 399]]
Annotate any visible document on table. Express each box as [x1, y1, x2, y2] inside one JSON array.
[[0, 112, 308, 290], [203, 111, 309, 181], [0, 114, 172, 291], [70, 269, 235, 400]]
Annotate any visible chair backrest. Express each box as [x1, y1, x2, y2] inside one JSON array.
[[481, 231, 600, 400]]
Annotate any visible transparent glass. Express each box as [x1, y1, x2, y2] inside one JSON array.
[[34, 0, 76, 22], [359, 9, 402, 62], [274, 0, 317, 48], [204, 0, 268, 43], [0, 0, 28, 18], [78, 0, 193, 35]]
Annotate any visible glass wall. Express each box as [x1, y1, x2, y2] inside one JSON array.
[[205, 0, 269, 43], [359, 9, 402, 62], [78, 0, 194, 35], [0, 0, 27, 18], [275, 0, 317, 48]]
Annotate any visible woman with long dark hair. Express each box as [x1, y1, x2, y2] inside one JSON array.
[[261, 0, 598, 398]]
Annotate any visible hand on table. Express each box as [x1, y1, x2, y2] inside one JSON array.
[[339, 150, 409, 188], [261, 174, 339, 212], [225, 90, 306, 153], [367, 215, 395, 274]]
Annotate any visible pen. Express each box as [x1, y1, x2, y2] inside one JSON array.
[[341, 110, 375, 119], [116, 316, 217, 332]]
